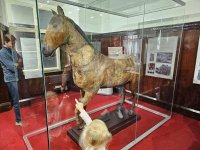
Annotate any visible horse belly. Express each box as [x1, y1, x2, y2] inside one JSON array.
[[102, 71, 131, 87], [101, 59, 134, 87], [73, 70, 99, 89], [102, 63, 131, 87]]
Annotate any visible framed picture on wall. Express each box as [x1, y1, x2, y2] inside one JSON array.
[[145, 36, 178, 79], [193, 36, 200, 84]]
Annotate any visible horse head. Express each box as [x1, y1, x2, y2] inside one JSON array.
[[42, 6, 70, 57]]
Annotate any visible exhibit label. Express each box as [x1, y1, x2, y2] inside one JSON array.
[[145, 36, 178, 79]]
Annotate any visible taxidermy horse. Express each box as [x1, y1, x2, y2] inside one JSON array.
[[43, 6, 140, 126]]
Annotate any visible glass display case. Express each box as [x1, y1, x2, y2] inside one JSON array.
[[4, 0, 186, 149]]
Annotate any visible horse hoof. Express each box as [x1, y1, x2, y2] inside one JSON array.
[[128, 110, 134, 115], [78, 124, 84, 130], [117, 109, 123, 119]]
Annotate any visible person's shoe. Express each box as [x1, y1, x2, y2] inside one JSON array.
[[15, 121, 22, 126]]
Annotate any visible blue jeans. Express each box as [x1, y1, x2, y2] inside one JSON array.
[[6, 81, 21, 122]]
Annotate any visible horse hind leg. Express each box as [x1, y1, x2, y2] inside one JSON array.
[[128, 79, 138, 115], [116, 85, 126, 118]]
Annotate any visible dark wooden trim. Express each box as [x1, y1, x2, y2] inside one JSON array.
[[0, 102, 12, 113], [91, 21, 200, 39]]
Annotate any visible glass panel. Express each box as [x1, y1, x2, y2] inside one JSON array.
[[4, 1, 49, 149], [5, 0, 186, 149], [12, 31, 42, 79], [38, 0, 144, 149], [14, 32, 38, 70], [39, 9, 53, 29], [40, 33, 58, 68], [38, 0, 185, 149], [130, 4, 185, 150], [57, 0, 184, 17]]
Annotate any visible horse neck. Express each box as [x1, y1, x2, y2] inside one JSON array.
[[67, 23, 88, 51], [68, 42, 97, 68], [67, 29, 94, 53], [64, 20, 99, 67], [67, 32, 99, 67]]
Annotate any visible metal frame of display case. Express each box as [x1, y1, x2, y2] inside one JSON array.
[[19, 0, 186, 149], [22, 95, 170, 150]]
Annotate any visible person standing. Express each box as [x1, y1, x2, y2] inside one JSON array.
[[0, 34, 22, 126]]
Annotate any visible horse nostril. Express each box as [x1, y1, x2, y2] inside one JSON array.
[[43, 47, 48, 55], [51, 52, 56, 57]]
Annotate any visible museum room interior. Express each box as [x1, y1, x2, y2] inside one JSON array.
[[0, 0, 199, 149]]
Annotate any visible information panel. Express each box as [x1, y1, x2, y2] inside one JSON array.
[[145, 36, 178, 79]]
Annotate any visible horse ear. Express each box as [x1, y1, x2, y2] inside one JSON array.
[[51, 9, 57, 15], [57, 6, 64, 16]]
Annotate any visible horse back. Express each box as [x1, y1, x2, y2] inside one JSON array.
[[100, 55, 136, 87]]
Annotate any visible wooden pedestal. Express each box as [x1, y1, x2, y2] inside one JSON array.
[[67, 108, 141, 144]]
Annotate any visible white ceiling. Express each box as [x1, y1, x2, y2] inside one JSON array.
[[49, 0, 186, 17]]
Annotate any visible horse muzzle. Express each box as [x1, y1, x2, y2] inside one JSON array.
[[43, 45, 56, 57], [43, 47, 51, 57]]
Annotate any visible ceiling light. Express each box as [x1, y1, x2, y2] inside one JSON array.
[[47, 0, 50, 3], [90, 16, 94, 19], [99, 14, 103, 16]]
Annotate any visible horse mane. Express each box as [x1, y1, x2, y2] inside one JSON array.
[[65, 16, 94, 49]]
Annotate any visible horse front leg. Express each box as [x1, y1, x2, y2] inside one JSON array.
[[75, 89, 85, 128], [75, 91, 95, 127], [80, 89, 85, 98], [116, 85, 126, 118], [129, 91, 138, 115], [129, 77, 139, 115]]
